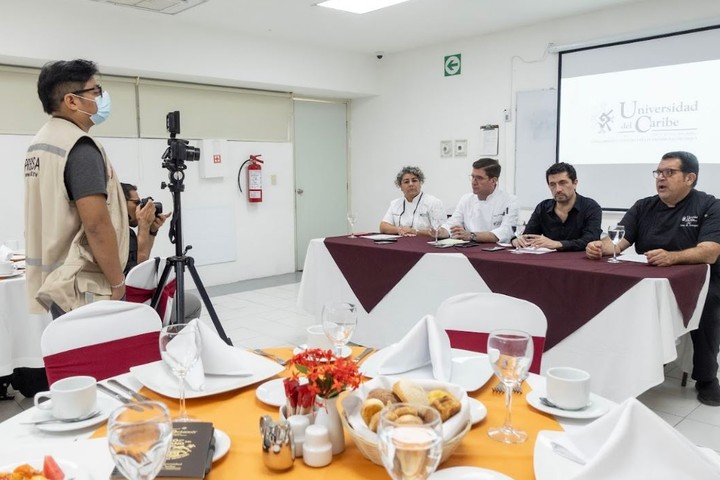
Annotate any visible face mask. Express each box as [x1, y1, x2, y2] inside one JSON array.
[[75, 91, 111, 125], [90, 91, 111, 125]]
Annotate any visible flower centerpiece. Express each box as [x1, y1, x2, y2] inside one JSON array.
[[288, 348, 363, 454], [289, 348, 362, 399]]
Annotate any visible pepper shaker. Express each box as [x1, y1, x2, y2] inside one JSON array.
[[287, 414, 310, 457]]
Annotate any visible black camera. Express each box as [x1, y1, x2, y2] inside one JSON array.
[[140, 197, 163, 216], [166, 111, 200, 162]]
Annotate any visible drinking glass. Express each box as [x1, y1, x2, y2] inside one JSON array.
[[108, 401, 173, 480], [321, 302, 357, 357], [426, 207, 445, 246], [159, 322, 201, 421], [378, 403, 442, 480], [487, 329, 533, 444], [512, 223, 526, 249], [347, 212, 358, 238], [607, 225, 625, 263]]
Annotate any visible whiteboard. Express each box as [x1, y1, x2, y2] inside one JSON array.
[[514, 89, 557, 209]]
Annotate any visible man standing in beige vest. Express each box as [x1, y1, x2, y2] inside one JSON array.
[[25, 59, 129, 319]]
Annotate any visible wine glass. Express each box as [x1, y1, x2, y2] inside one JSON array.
[[108, 401, 173, 480], [486, 329, 533, 444], [426, 207, 445, 246], [321, 302, 357, 357], [159, 322, 202, 421], [512, 223, 526, 249], [347, 212, 358, 238], [378, 403, 443, 480], [607, 225, 625, 263]]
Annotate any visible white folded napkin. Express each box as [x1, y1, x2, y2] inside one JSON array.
[[377, 315, 452, 381], [559, 398, 720, 479], [175, 319, 252, 391], [0, 244, 12, 261]]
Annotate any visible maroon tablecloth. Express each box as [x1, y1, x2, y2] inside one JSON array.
[[324, 236, 708, 350]]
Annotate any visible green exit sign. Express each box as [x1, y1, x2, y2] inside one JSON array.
[[444, 54, 461, 77]]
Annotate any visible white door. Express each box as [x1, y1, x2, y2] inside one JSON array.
[[294, 100, 349, 270]]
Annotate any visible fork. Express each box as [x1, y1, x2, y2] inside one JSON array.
[[252, 348, 287, 366], [491, 381, 524, 394]]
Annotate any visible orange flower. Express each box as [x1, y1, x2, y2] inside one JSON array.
[[290, 348, 362, 399]]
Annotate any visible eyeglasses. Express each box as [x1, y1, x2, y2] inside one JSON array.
[[469, 175, 488, 182], [652, 168, 683, 179], [71, 84, 103, 97]]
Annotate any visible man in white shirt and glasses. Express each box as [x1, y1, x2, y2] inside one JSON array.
[[439, 158, 519, 244]]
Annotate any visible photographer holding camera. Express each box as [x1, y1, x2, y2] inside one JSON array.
[[121, 183, 201, 322]]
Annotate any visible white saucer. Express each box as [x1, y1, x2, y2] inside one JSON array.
[[468, 397, 487, 425], [213, 429, 230, 462], [33, 397, 115, 433], [255, 378, 286, 407], [0, 270, 23, 279], [430, 466, 514, 480], [293, 344, 352, 359], [526, 391, 610, 419], [0, 458, 87, 480]]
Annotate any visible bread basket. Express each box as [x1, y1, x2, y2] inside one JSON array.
[[338, 378, 472, 466]]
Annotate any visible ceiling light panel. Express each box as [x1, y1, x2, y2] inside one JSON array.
[[316, 0, 411, 15]]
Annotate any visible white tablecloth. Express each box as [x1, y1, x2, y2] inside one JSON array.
[[298, 239, 709, 402], [0, 276, 52, 376]]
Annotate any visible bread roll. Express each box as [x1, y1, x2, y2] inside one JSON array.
[[367, 388, 400, 405], [430, 393, 461, 421], [368, 410, 382, 432], [361, 398, 385, 425], [392, 380, 429, 406]]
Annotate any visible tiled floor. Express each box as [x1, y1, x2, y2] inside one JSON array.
[[2, 272, 720, 453]]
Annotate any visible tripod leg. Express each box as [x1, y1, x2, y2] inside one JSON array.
[[185, 259, 233, 346], [151, 260, 175, 313]]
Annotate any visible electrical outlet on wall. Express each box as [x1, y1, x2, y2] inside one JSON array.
[[454, 140, 467, 157], [440, 140, 452, 158]]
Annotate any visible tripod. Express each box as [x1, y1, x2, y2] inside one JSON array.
[[150, 134, 232, 346]]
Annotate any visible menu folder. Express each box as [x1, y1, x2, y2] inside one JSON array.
[[111, 422, 215, 480]]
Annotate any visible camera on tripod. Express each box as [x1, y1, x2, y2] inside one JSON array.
[[165, 111, 200, 163], [139, 197, 163, 216]]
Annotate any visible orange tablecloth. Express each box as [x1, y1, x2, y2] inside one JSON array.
[[100, 347, 563, 479]]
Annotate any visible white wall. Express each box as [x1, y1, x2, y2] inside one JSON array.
[[3, 0, 720, 286], [350, 0, 720, 233]]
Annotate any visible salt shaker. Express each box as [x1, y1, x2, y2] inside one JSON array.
[[287, 414, 310, 457], [302, 424, 332, 467]]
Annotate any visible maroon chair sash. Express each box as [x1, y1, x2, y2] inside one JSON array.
[[44, 331, 161, 384], [125, 278, 177, 320]]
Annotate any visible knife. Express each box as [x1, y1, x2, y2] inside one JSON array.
[[108, 379, 151, 402], [97, 383, 132, 404], [353, 347, 375, 364]]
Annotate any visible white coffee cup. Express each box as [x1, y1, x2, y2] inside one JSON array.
[[34, 375, 97, 419], [306, 325, 333, 350], [545, 367, 591, 410], [0, 261, 14, 275]]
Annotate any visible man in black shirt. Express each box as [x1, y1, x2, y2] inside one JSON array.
[[513, 162, 602, 251], [121, 183, 201, 322], [586, 151, 720, 406]]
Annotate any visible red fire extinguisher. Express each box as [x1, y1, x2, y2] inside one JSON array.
[[238, 154, 263, 203]]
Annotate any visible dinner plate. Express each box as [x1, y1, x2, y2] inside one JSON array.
[[130, 357, 284, 399], [255, 378, 286, 407], [0, 270, 23, 279], [293, 344, 352, 359], [213, 429, 230, 462], [526, 391, 610, 420], [34, 396, 115, 433], [360, 348, 492, 391], [0, 458, 88, 480], [429, 466, 514, 479], [468, 397, 487, 425], [10, 254, 25, 262], [534, 430, 584, 480]]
